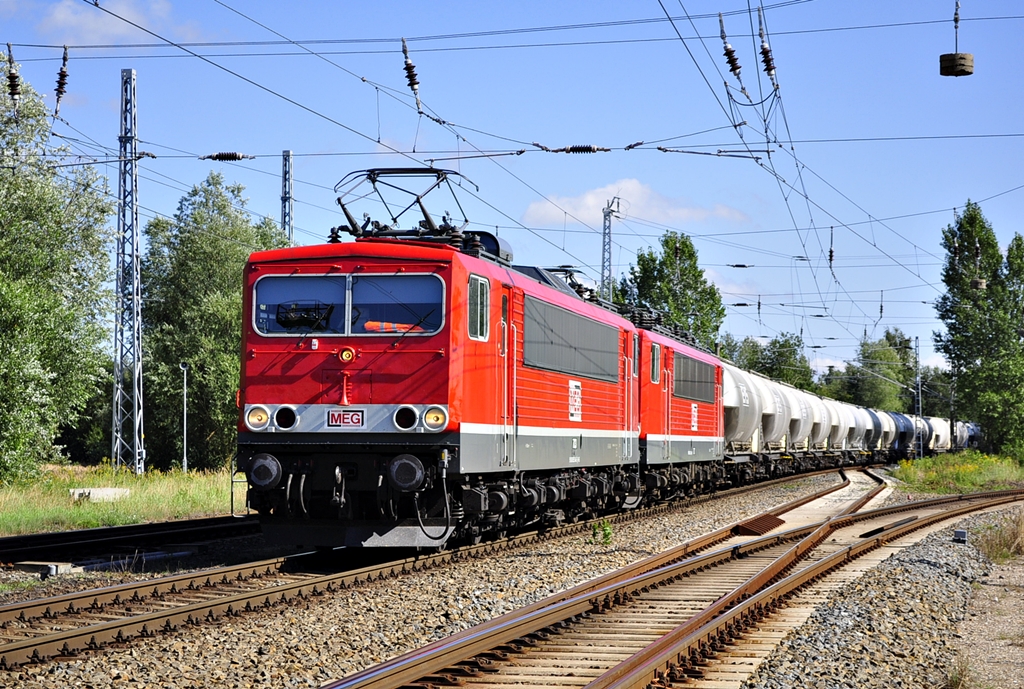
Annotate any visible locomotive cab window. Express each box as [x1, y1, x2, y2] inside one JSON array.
[[650, 343, 661, 383], [351, 274, 443, 335], [468, 274, 490, 341], [254, 275, 347, 335], [253, 273, 443, 336]]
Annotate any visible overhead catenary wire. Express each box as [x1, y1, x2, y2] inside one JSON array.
[[13, 3, 988, 363]]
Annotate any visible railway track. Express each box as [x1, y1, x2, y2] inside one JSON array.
[[0, 515, 260, 566], [0, 469, 852, 670], [320, 473, 1024, 689]]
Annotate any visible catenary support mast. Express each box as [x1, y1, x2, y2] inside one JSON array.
[[281, 149, 293, 243], [111, 68, 145, 475], [601, 197, 620, 302]]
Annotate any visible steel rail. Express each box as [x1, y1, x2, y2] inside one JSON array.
[[318, 469, 862, 689], [0, 470, 853, 669], [0, 515, 259, 565], [583, 491, 1024, 689], [321, 481, 1023, 689]]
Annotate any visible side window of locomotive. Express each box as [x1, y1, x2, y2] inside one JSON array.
[[673, 352, 716, 403], [351, 274, 443, 335], [522, 296, 619, 383], [632, 333, 640, 377], [468, 274, 490, 341], [650, 343, 661, 383], [254, 275, 347, 335]]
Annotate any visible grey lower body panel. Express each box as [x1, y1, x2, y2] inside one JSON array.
[[458, 422, 638, 473], [644, 435, 724, 464]]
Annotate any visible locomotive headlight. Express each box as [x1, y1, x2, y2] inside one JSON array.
[[339, 347, 355, 363], [423, 407, 447, 431], [246, 405, 271, 431]]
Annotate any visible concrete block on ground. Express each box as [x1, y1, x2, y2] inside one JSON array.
[[69, 487, 130, 502]]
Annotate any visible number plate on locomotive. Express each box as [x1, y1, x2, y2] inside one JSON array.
[[327, 409, 366, 428]]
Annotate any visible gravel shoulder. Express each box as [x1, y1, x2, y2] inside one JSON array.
[[956, 554, 1024, 689]]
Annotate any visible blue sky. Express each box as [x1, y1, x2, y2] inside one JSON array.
[[5, 0, 1022, 371]]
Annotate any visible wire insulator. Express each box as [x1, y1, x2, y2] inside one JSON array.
[[723, 43, 741, 76], [758, 8, 777, 86], [6, 43, 20, 108], [54, 46, 69, 117], [401, 38, 422, 113], [719, 15, 741, 79], [760, 43, 775, 77], [200, 152, 255, 161], [547, 144, 610, 154]]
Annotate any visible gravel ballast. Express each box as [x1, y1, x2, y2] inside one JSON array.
[[0, 473, 1012, 689], [742, 511, 1005, 689]]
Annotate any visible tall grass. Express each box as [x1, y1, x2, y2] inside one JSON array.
[[0, 465, 247, 536], [974, 508, 1024, 564], [891, 450, 1024, 494]]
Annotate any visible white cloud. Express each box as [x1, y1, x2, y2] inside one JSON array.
[[37, 0, 201, 45], [705, 267, 761, 302], [522, 179, 748, 228], [807, 354, 847, 376], [0, 0, 21, 20]]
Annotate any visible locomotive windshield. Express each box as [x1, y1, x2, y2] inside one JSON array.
[[253, 273, 443, 336], [350, 275, 443, 334]]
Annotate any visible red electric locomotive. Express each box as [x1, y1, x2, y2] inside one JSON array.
[[238, 169, 654, 547], [636, 328, 725, 496], [238, 168, 970, 549]]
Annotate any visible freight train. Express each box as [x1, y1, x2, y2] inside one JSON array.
[[236, 168, 979, 548]]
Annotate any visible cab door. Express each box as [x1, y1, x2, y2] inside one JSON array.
[[663, 349, 675, 463], [499, 285, 517, 468]]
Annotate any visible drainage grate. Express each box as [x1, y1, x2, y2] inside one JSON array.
[[735, 514, 785, 536]]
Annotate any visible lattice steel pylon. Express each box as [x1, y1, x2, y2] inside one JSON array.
[[111, 68, 145, 474], [281, 149, 293, 243], [600, 197, 620, 302]]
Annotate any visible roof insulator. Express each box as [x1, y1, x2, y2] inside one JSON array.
[[54, 46, 69, 117], [401, 38, 423, 112], [200, 152, 256, 161]]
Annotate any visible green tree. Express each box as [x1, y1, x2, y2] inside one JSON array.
[[717, 332, 763, 371], [816, 364, 853, 403], [844, 329, 912, 411], [919, 366, 953, 418], [934, 201, 1024, 455], [752, 332, 816, 391], [618, 231, 724, 349], [142, 173, 287, 470], [0, 66, 114, 479]]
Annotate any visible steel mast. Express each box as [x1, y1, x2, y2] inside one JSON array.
[[111, 68, 145, 474], [281, 149, 293, 243], [601, 197, 620, 302]]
